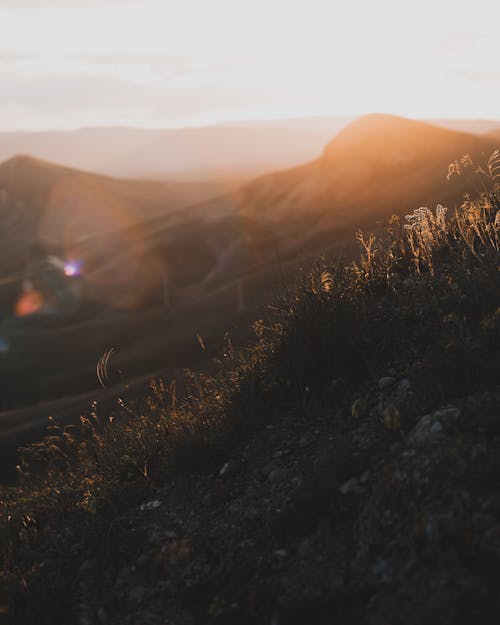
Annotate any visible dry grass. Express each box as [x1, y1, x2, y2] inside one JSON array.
[[1, 152, 500, 623]]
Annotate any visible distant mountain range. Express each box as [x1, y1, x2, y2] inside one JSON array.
[[1, 114, 498, 305], [1, 115, 498, 180], [0, 117, 351, 180], [0, 113, 499, 449]]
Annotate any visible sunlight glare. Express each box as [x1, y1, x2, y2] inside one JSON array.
[[64, 260, 82, 277]]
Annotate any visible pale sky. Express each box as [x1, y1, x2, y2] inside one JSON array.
[[0, 0, 498, 130]]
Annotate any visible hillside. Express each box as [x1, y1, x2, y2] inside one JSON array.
[[187, 114, 499, 261], [0, 155, 239, 276], [1, 149, 500, 624], [0, 115, 496, 464], [0, 156, 256, 434], [1, 114, 499, 470], [2, 117, 498, 180], [485, 129, 500, 142]]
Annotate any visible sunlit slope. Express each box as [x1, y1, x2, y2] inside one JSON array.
[[192, 114, 497, 257], [67, 114, 499, 305], [484, 128, 500, 142], [0, 113, 498, 451]]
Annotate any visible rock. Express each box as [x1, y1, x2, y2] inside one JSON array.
[[269, 468, 287, 483], [433, 407, 461, 422], [140, 500, 162, 511], [407, 413, 445, 447], [339, 477, 363, 495], [116, 566, 134, 587], [398, 378, 412, 393], [359, 471, 371, 484], [129, 586, 148, 605], [378, 377, 396, 390], [136, 552, 153, 569], [78, 559, 97, 576], [430, 421, 443, 434], [219, 461, 237, 477], [272, 549, 288, 558], [97, 607, 108, 625], [299, 432, 315, 447]]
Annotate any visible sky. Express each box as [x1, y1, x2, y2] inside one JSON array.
[[0, 0, 498, 130]]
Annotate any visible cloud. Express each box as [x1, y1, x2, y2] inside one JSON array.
[[451, 67, 500, 84], [0, 0, 138, 7], [432, 30, 482, 54], [1, 73, 140, 113], [0, 67, 262, 128], [0, 49, 233, 80]]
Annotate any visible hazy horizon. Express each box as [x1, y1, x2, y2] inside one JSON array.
[[2, 113, 500, 135], [1, 0, 498, 131]]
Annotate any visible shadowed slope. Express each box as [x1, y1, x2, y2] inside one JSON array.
[[0, 155, 242, 277]]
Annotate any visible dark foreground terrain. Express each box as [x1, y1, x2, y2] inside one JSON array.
[[1, 152, 500, 624]]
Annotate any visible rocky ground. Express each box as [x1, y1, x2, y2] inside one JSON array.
[[47, 366, 500, 625]]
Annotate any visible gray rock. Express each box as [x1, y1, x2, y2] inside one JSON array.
[[269, 468, 287, 483], [97, 607, 108, 625], [129, 586, 148, 605], [398, 378, 412, 393], [359, 471, 371, 484], [140, 500, 162, 511], [115, 566, 134, 587], [433, 407, 461, 422], [219, 461, 237, 477], [430, 421, 443, 434], [407, 412, 446, 447], [339, 477, 363, 495], [378, 377, 396, 390], [78, 559, 97, 576], [272, 549, 288, 558]]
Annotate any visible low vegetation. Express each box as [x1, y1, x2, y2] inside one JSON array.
[[1, 151, 500, 624]]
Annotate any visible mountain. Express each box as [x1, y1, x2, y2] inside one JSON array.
[[0, 127, 155, 176], [4, 136, 500, 625], [0, 154, 240, 278], [484, 128, 500, 142], [0, 113, 498, 459], [0, 117, 351, 179], [430, 118, 500, 134], [186, 114, 498, 265]]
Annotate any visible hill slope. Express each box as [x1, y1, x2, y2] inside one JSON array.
[[0, 154, 240, 278], [1, 150, 500, 625], [0, 114, 498, 469], [187, 114, 499, 261]]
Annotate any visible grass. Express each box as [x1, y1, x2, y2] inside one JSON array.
[[1, 151, 500, 623]]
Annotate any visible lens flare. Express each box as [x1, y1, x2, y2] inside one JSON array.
[[15, 290, 44, 316], [64, 259, 82, 277]]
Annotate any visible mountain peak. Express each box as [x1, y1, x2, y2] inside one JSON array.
[[322, 113, 475, 162]]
